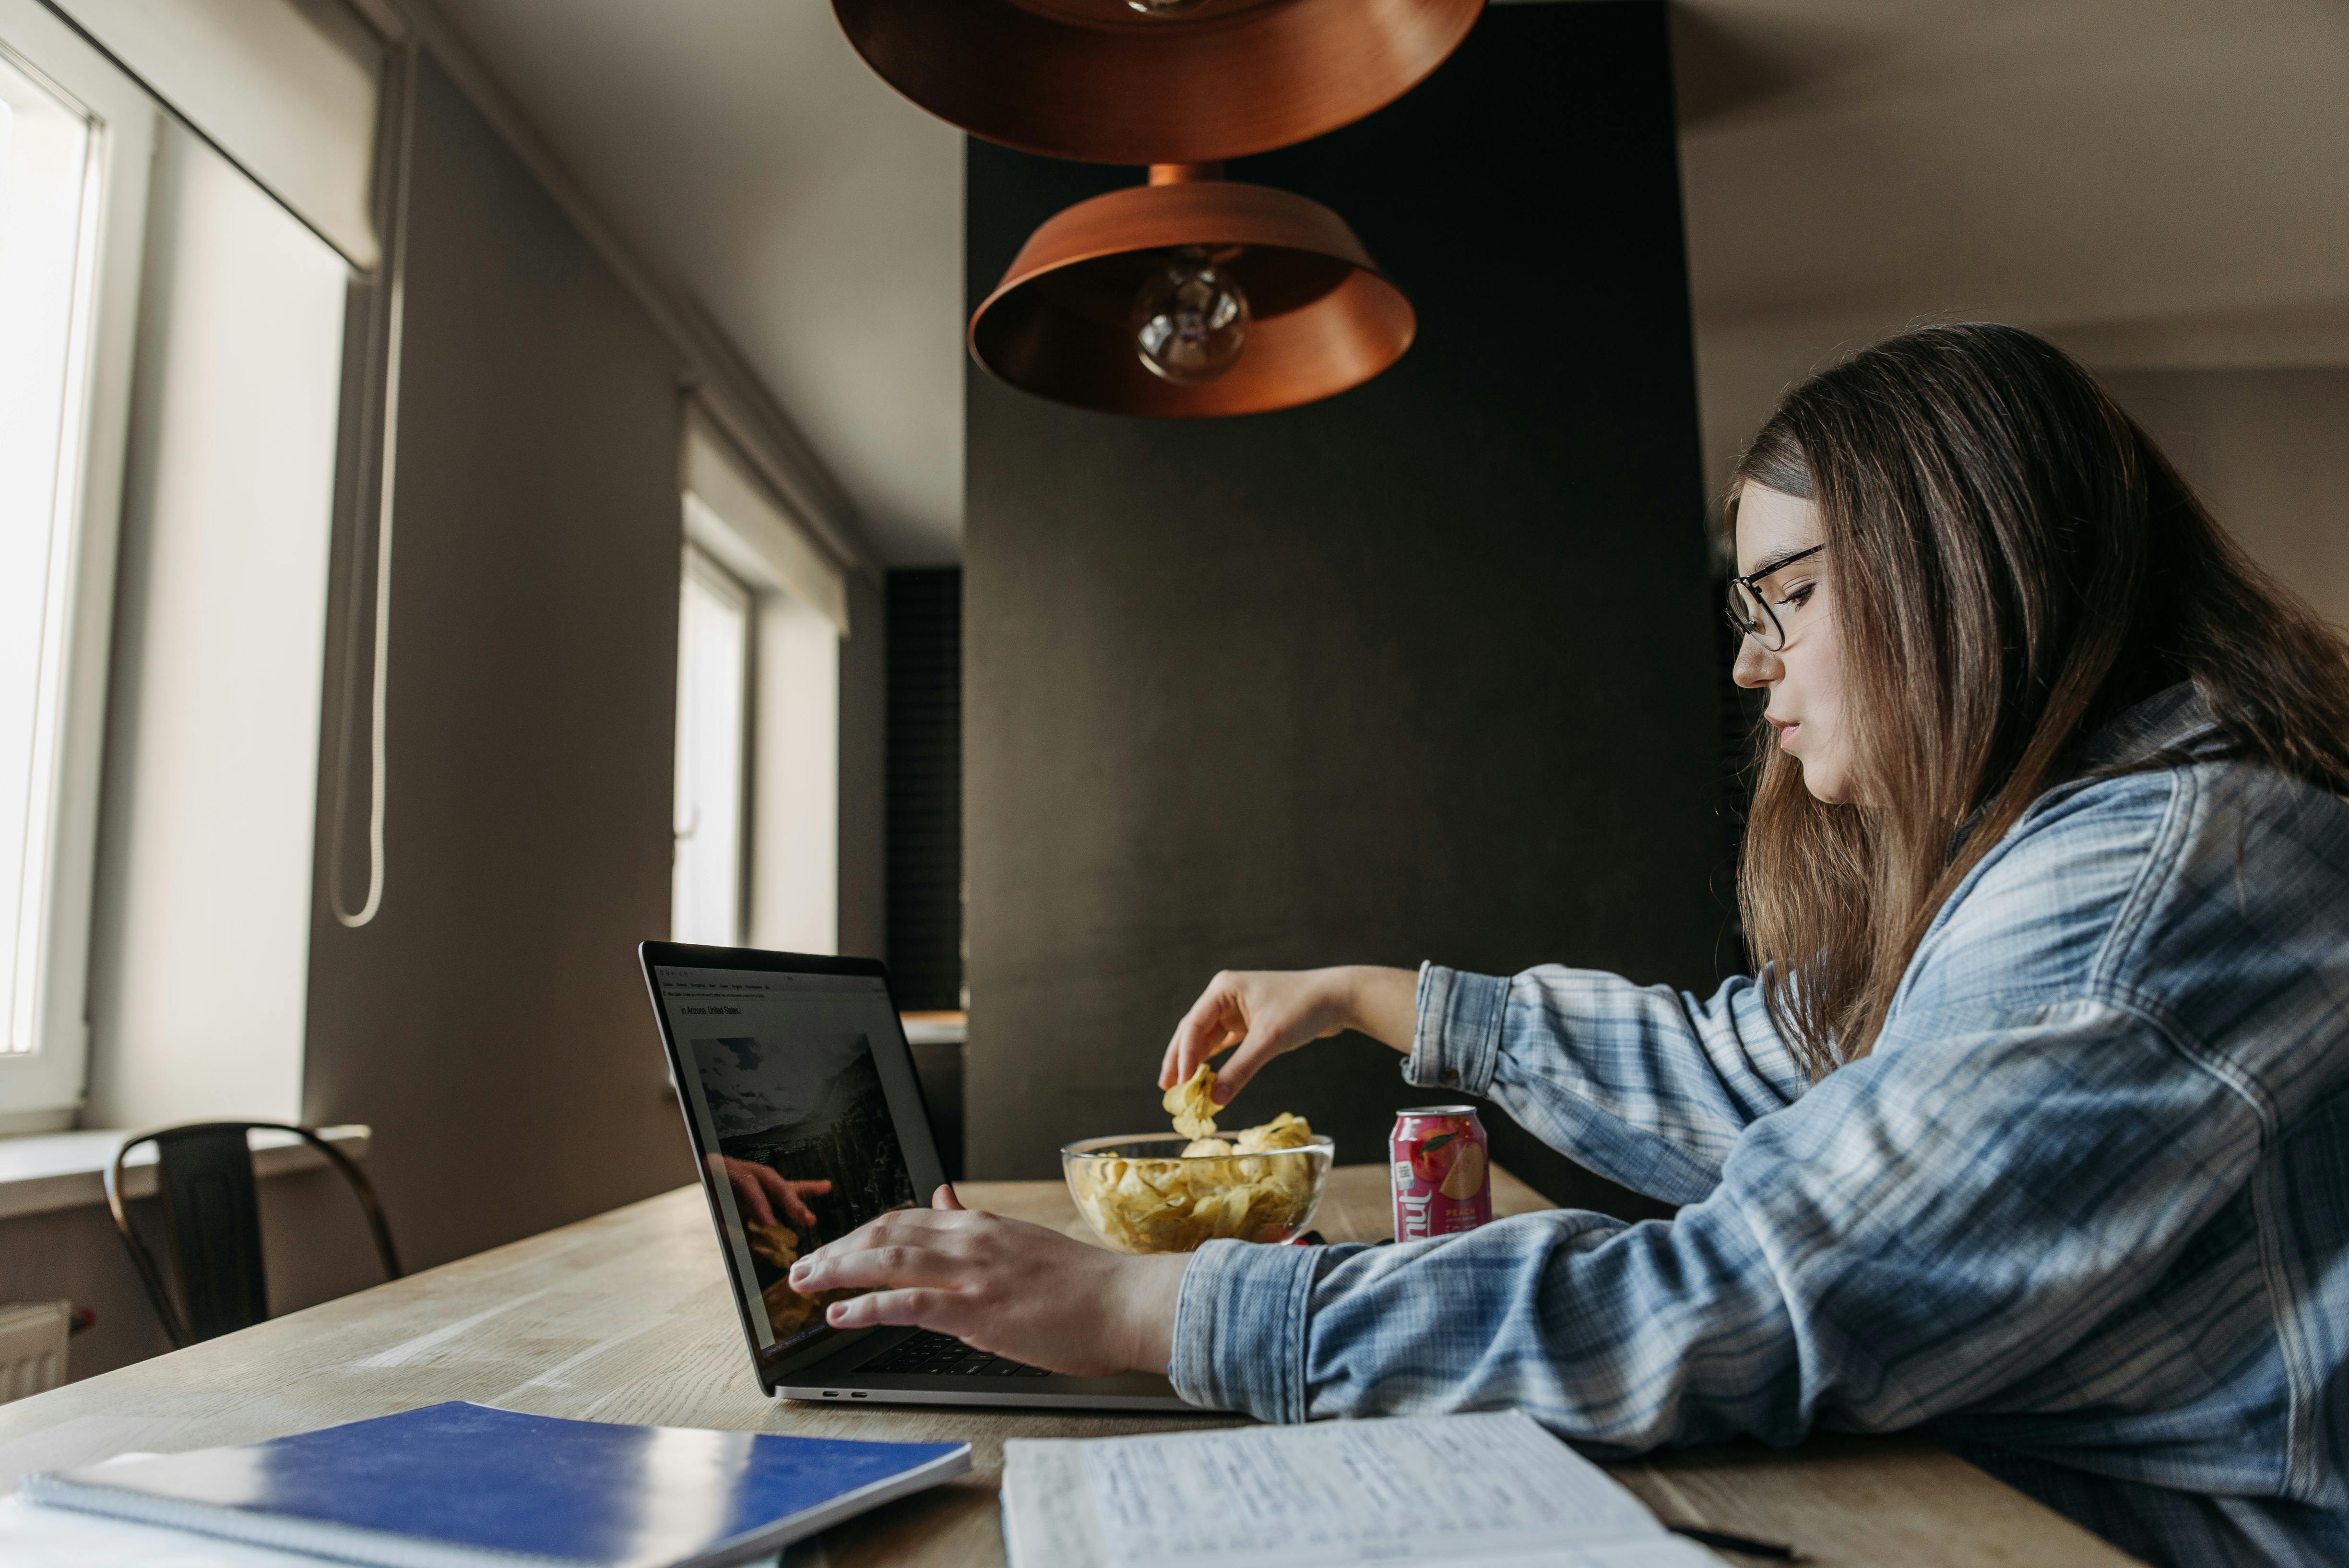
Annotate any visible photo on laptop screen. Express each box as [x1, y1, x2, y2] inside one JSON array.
[[690, 1030, 918, 1345], [649, 961, 934, 1359]]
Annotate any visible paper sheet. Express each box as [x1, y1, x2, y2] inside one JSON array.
[[0, 1495, 325, 1568], [1004, 1412, 1721, 1568]]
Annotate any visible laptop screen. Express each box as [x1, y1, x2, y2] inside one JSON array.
[[647, 960, 936, 1366]]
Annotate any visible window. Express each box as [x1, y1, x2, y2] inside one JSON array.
[[0, 50, 95, 1057], [0, 2, 153, 1131], [673, 545, 751, 945]]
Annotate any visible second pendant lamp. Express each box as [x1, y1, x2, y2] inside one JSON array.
[[970, 165, 1414, 418]]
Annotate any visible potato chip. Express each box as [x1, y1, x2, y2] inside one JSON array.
[[1234, 1112, 1313, 1153], [1163, 1064, 1221, 1140]]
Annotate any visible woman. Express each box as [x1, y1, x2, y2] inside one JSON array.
[[790, 324, 2349, 1566]]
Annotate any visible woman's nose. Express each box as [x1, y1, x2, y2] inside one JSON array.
[[1731, 635, 1778, 690]]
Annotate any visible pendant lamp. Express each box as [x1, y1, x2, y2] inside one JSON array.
[[833, 0, 1486, 166], [969, 165, 1414, 418]]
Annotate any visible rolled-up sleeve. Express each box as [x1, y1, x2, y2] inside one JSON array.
[[1410, 962, 1811, 1203], [1172, 998, 2263, 1451], [1169, 1238, 1328, 1420]]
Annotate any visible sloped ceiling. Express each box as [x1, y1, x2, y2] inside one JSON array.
[[432, 0, 2349, 556], [432, 0, 964, 565]]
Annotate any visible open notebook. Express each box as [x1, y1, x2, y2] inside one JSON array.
[[1003, 1410, 1724, 1568]]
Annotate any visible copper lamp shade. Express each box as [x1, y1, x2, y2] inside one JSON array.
[[833, 0, 1486, 165], [970, 172, 1415, 417]]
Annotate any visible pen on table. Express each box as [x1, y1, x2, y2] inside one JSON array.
[[1665, 1522, 1803, 1561]]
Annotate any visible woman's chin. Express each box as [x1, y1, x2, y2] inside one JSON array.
[[1797, 759, 1852, 806]]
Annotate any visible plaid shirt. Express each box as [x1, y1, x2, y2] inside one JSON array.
[[1169, 688, 2349, 1567]]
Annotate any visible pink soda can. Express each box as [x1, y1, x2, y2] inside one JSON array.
[[1391, 1105, 1493, 1240]]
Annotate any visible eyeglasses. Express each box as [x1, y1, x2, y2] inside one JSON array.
[[1725, 544, 1826, 653]]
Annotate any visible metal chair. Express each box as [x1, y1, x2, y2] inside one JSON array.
[[102, 1123, 403, 1348]]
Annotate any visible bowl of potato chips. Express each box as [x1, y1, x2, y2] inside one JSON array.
[[1061, 1066, 1334, 1253]]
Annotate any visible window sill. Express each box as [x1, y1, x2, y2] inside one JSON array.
[[901, 1010, 967, 1045], [0, 1125, 371, 1223]]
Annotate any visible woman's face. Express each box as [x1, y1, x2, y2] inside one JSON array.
[[1732, 482, 1852, 804]]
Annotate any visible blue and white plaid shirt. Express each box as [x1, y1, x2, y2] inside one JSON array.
[[1168, 687, 2349, 1567]]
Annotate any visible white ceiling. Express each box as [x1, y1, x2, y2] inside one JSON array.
[[431, 0, 2349, 559]]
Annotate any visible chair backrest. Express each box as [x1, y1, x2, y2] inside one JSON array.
[[102, 1123, 403, 1348]]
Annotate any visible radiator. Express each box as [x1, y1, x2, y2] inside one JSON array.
[[0, 1300, 70, 1403]]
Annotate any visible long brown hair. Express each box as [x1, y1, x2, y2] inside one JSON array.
[[1731, 322, 2349, 1075]]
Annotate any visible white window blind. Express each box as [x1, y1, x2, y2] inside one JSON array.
[[676, 405, 845, 957], [681, 405, 850, 638], [673, 547, 751, 947], [80, 118, 347, 1130], [51, 0, 387, 267]]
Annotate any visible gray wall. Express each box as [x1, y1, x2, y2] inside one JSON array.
[[964, 0, 1730, 1203], [302, 54, 694, 1271], [2101, 368, 2349, 633]]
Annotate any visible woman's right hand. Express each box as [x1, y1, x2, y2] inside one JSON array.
[[1158, 965, 1418, 1106]]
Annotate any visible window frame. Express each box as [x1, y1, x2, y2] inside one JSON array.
[[0, 0, 155, 1132]]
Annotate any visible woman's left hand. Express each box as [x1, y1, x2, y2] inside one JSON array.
[[789, 1186, 1194, 1378]]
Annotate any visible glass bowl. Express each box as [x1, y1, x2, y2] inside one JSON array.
[[1061, 1132, 1335, 1253]]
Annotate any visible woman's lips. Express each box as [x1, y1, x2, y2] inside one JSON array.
[[1768, 717, 1800, 748]]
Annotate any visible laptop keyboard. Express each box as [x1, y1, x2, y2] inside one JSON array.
[[859, 1329, 1052, 1378]]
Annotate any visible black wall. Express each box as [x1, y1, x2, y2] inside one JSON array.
[[886, 568, 965, 1010], [963, 0, 1729, 1205]]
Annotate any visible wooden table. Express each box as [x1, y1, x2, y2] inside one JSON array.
[[0, 1166, 2137, 1567]]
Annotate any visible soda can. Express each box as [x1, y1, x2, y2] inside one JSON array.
[[1391, 1105, 1492, 1241]]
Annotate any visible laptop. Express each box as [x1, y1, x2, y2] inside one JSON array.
[[640, 941, 1194, 1411]]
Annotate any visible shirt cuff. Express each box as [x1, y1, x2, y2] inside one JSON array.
[[1404, 962, 1506, 1099], [1168, 1238, 1321, 1421]]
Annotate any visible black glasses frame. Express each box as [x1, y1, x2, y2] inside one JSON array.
[[1725, 544, 1826, 652]]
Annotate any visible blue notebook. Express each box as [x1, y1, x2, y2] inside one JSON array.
[[21, 1401, 970, 1568]]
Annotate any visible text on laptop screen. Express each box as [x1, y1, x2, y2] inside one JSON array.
[[654, 967, 920, 1355]]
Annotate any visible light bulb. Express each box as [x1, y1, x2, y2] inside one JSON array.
[[1127, 0, 1209, 14], [1132, 247, 1249, 385]]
